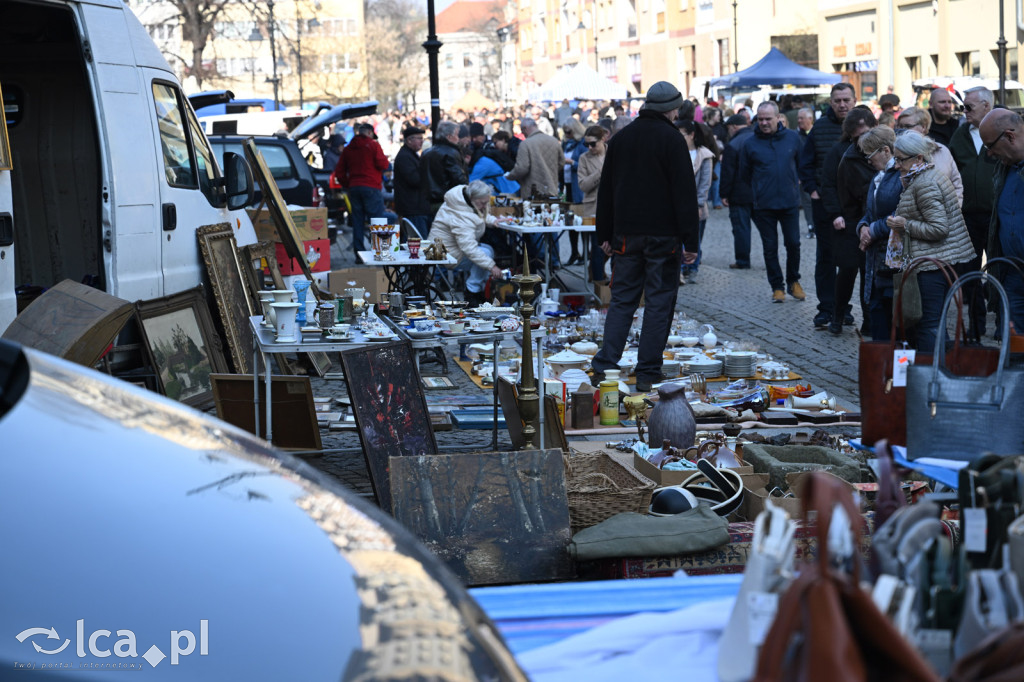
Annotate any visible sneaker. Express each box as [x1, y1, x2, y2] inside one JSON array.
[[590, 370, 606, 385], [679, 273, 687, 285], [687, 272, 697, 284], [807, 230, 816, 239], [843, 313, 855, 326], [772, 289, 785, 303], [813, 312, 832, 328], [828, 320, 843, 336], [729, 263, 751, 269], [787, 282, 806, 301], [635, 378, 656, 392]]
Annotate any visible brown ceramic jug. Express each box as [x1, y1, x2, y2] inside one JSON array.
[[647, 383, 696, 449]]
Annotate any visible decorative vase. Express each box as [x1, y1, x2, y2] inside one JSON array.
[[268, 289, 293, 328], [271, 302, 302, 343], [258, 293, 275, 328], [293, 280, 311, 326], [647, 383, 696, 449]]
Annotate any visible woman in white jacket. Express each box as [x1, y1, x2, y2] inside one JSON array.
[[430, 180, 509, 304]]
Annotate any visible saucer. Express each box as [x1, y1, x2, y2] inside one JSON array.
[[469, 326, 498, 333], [407, 328, 440, 339], [326, 333, 350, 341]]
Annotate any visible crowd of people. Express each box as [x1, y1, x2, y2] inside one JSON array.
[[324, 81, 1024, 353]]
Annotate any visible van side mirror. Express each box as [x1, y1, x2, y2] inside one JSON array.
[[223, 152, 254, 210]]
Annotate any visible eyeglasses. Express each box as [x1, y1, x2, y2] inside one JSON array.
[[984, 129, 1013, 149], [963, 102, 976, 112], [866, 147, 887, 161], [893, 154, 915, 164], [896, 120, 919, 130], [583, 140, 598, 148]]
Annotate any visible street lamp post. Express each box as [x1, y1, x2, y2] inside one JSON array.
[[998, 0, 1008, 107], [423, 0, 443, 135], [732, 0, 739, 73], [295, 9, 320, 109], [249, 0, 281, 110]]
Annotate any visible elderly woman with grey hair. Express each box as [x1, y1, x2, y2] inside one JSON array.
[[430, 180, 513, 304], [887, 130, 976, 351]]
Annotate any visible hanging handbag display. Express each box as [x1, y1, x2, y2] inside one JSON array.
[[906, 272, 1024, 462], [948, 622, 1024, 682], [953, 567, 1024, 659], [957, 454, 1024, 570], [718, 501, 797, 682], [859, 258, 999, 446], [753, 472, 940, 682]]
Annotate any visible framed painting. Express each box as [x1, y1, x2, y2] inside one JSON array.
[[197, 223, 255, 374], [135, 287, 229, 408], [339, 341, 436, 513], [242, 138, 320, 301], [422, 375, 456, 389], [390, 449, 574, 585]]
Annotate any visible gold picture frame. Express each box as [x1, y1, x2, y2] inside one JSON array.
[[0, 83, 11, 171], [196, 223, 255, 374]]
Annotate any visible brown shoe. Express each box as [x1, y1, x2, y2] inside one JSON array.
[[788, 282, 806, 301], [772, 289, 785, 303], [729, 263, 751, 269]]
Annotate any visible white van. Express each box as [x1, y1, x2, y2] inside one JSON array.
[[0, 0, 256, 333]]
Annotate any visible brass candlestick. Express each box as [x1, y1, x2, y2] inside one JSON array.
[[512, 245, 543, 449]]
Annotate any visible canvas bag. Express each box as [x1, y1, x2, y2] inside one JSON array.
[[859, 258, 999, 446], [906, 273, 1024, 462], [753, 472, 939, 682]]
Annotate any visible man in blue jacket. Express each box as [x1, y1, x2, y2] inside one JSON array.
[[719, 114, 755, 269], [740, 101, 805, 303]]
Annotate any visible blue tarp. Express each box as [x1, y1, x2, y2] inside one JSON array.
[[710, 47, 842, 89]]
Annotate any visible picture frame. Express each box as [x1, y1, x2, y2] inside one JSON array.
[[210, 373, 322, 451], [0, 83, 11, 171], [339, 341, 436, 513], [422, 375, 455, 390], [242, 138, 319, 300], [135, 287, 229, 408], [196, 223, 255, 375]]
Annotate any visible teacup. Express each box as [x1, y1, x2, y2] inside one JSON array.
[[413, 318, 435, 332], [331, 324, 351, 336], [470, 319, 493, 331], [448, 321, 466, 334]]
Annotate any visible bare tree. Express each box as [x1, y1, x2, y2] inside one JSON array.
[[169, 0, 232, 89], [365, 0, 427, 109]]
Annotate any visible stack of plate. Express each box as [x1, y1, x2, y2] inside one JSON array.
[[723, 351, 757, 377], [684, 354, 723, 378]]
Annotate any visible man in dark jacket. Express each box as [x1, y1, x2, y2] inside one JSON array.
[[421, 120, 467, 217], [393, 126, 430, 237], [799, 83, 855, 327], [741, 101, 805, 303], [927, 87, 960, 146], [590, 81, 699, 392], [980, 109, 1024, 333], [719, 114, 755, 269], [950, 86, 998, 338], [334, 122, 389, 253]]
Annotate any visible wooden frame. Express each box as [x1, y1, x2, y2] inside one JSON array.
[[210, 373, 322, 450], [197, 223, 256, 374], [0, 83, 11, 171], [242, 138, 319, 299], [422, 375, 456, 389], [135, 287, 229, 408], [339, 341, 436, 513]]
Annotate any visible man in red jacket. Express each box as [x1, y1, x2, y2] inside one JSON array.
[[334, 122, 389, 253]]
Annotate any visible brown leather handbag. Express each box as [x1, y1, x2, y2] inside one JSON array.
[[859, 257, 999, 446], [753, 472, 940, 682], [948, 623, 1024, 682]]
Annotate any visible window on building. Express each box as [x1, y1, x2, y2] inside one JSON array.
[[629, 53, 642, 78], [906, 56, 920, 81], [956, 51, 980, 77], [1010, 48, 1019, 80], [600, 56, 617, 79], [627, 0, 637, 39], [930, 54, 939, 77], [463, 53, 473, 67], [445, 54, 454, 69], [653, 0, 665, 33], [718, 38, 730, 75]]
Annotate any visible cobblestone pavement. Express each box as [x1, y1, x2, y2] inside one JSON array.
[[306, 208, 864, 502]]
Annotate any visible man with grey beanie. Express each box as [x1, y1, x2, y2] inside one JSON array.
[[590, 81, 700, 393]]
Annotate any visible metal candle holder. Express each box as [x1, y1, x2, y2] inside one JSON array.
[[512, 246, 543, 449]]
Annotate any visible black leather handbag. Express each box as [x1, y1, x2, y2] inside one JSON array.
[[906, 272, 1024, 462]]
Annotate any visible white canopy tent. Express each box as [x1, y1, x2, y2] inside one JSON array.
[[527, 63, 630, 102]]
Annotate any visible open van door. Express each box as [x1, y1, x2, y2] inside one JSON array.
[[0, 86, 14, 332]]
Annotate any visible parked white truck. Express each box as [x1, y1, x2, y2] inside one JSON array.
[[0, 0, 256, 333]]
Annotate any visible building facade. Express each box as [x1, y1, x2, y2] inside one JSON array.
[[430, 0, 505, 109]]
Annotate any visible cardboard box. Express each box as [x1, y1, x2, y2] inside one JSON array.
[[632, 451, 754, 487], [327, 267, 390, 302], [248, 207, 329, 243], [593, 280, 612, 307], [274, 239, 330, 276]]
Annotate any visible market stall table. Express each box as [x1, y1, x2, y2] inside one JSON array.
[[356, 248, 458, 302], [496, 222, 596, 298]]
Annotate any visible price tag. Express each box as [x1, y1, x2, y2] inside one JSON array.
[[747, 591, 779, 646], [964, 508, 988, 553], [892, 349, 916, 387]]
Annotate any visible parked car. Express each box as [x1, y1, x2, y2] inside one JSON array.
[[0, 338, 527, 680]]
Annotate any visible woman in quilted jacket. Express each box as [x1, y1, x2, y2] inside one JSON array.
[[887, 131, 976, 351]]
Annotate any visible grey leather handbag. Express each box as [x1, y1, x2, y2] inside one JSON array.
[[906, 272, 1024, 462]]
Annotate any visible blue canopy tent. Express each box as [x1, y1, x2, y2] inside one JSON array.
[[710, 47, 841, 88]]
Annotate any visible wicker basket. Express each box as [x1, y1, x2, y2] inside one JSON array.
[[564, 450, 656, 534]]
